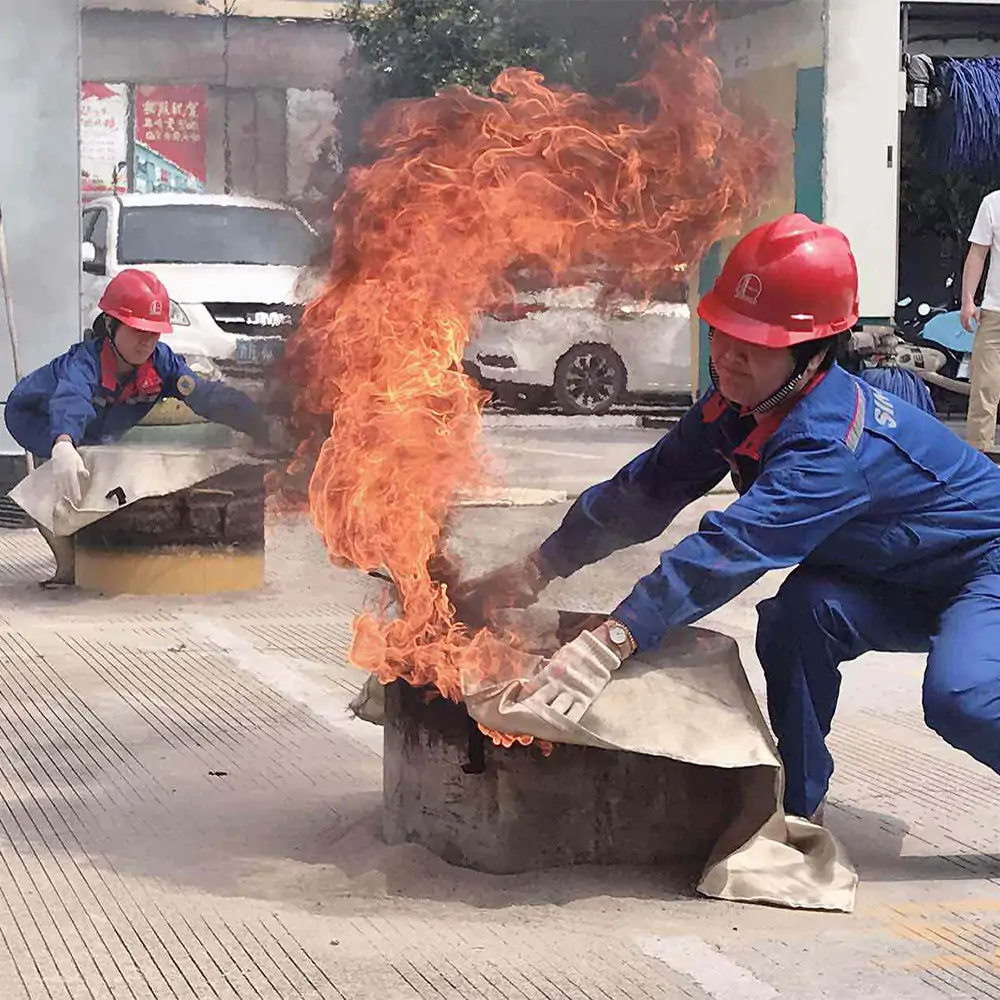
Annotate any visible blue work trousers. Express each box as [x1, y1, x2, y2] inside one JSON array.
[[756, 567, 1000, 818]]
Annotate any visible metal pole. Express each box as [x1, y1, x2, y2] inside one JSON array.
[[0, 206, 34, 476], [126, 82, 137, 192], [223, 1, 233, 194], [197, 0, 237, 193]]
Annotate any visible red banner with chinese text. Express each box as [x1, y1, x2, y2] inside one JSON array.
[[136, 85, 208, 182]]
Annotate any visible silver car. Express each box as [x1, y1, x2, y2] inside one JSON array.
[[465, 284, 692, 415]]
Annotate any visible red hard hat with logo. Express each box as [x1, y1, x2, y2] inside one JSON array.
[[98, 269, 173, 335], [697, 213, 860, 348]]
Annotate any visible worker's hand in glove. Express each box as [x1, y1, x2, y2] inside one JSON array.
[[518, 630, 622, 724], [50, 439, 90, 507], [451, 551, 554, 628]]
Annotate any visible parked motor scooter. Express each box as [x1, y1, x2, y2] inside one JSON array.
[[899, 296, 973, 415], [838, 270, 972, 416]]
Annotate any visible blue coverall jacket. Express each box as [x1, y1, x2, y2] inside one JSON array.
[[5, 337, 268, 459], [539, 363, 1000, 816]]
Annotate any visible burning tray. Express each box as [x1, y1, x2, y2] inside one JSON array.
[[380, 612, 774, 876]]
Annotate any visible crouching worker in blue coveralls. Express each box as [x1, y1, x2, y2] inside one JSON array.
[[5, 268, 273, 587], [455, 213, 1000, 823]]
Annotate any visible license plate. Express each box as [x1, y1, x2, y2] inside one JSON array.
[[958, 352, 972, 380], [234, 336, 284, 366]]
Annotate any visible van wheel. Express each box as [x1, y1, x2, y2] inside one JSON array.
[[553, 343, 625, 415]]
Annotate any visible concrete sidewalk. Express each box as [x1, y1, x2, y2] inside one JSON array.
[[0, 512, 995, 999]]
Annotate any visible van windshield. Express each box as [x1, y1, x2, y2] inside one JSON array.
[[118, 205, 319, 266]]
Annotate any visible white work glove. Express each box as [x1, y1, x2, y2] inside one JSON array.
[[518, 630, 622, 724], [50, 440, 90, 507]]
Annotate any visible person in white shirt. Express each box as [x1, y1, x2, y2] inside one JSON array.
[[962, 190, 1000, 451]]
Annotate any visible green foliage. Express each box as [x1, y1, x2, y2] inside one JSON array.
[[899, 112, 994, 268], [334, 0, 671, 102], [901, 168, 984, 249], [335, 0, 576, 100]]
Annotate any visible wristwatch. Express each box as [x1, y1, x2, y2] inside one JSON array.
[[602, 618, 637, 659]]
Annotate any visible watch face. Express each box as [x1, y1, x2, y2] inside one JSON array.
[[609, 625, 628, 646]]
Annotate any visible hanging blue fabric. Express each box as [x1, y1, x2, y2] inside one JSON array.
[[929, 58, 1000, 172]]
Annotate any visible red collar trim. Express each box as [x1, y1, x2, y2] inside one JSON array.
[[98, 340, 163, 399], [99, 339, 119, 391], [733, 370, 828, 461], [701, 391, 731, 425]]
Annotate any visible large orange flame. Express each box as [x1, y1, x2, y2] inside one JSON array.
[[286, 9, 783, 702]]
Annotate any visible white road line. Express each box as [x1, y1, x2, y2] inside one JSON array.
[[489, 443, 610, 461], [637, 935, 783, 1000], [456, 487, 569, 507], [482, 415, 642, 429], [183, 616, 384, 757]]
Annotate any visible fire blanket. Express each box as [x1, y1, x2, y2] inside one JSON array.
[[353, 608, 858, 913], [8, 445, 260, 536]]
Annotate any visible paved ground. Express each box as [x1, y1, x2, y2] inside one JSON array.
[[481, 421, 680, 499], [0, 418, 997, 999]]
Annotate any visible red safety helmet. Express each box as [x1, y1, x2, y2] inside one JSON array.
[[97, 269, 173, 335], [697, 214, 859, 348]]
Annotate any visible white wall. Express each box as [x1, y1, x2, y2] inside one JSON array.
[[0, 0, 81, 464], [713, 0, 825, 77], [824, 0, 902, 319]]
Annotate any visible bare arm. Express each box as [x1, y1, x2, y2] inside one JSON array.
[[962, 243, 990, 332]]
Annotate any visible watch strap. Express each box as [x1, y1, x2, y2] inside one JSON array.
[[604, 618, 637, 658]]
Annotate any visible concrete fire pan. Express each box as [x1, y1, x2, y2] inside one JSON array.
[[74, 465, 266, 595], [381, 676, 772, 875]]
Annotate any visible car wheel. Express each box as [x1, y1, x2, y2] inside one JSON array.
[[553, 343, 626, 415]]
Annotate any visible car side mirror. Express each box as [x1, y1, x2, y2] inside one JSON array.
[[82, 241, 105, 275]]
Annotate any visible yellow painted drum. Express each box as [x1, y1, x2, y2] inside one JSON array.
[[74, 466, 266, 596]]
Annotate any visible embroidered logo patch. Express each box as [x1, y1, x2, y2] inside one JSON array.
[[176, 374, 196, 397]]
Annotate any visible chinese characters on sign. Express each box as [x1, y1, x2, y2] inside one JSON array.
[[140, 99, 204, 145], [135, 85, 208, 193]]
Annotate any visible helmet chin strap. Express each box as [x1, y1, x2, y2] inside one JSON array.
[[707, 329, 829, 416], [749, 356, 817, 415], [105, 318, 138, 371]]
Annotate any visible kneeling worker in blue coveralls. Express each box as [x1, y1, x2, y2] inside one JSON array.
[[5, 268, 272, 586], [456, 213, 1000, 823]]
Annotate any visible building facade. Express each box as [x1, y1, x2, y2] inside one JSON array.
[[81, 0, 355, 229]]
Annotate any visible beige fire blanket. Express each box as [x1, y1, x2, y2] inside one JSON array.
[[9, 445, 258, 536], [353, 608, 857, 913]]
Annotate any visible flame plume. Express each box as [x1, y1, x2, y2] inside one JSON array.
[[286, 9, 783, 701]]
